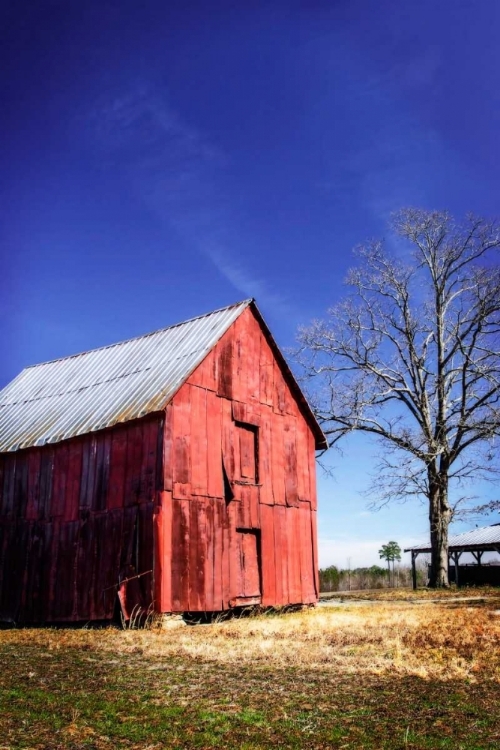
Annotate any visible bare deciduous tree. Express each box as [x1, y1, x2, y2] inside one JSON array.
[[297, 209, 500, 587]]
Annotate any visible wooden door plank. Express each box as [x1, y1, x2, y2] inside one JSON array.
[[240, 532, 260, 597]]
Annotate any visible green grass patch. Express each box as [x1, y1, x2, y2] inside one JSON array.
[[1, 621, 499, 749]]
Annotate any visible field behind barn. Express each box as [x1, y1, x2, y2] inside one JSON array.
[[2, 590, 500, 749]]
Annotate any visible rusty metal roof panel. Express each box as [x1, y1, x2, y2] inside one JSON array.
[[0, 300, 252, 452], [405, 523, 500, 552]]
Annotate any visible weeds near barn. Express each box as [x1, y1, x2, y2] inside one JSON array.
[[1, 594, 500, 749]]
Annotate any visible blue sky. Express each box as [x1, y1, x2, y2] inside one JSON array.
[[2, 0, 500, 567]]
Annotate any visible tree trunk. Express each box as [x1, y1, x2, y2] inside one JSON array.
[[427, 469, 451, 588]]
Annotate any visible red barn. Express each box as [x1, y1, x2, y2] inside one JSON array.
[[0, 300, 326, 623]]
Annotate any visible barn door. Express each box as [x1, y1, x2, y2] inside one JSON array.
[[229, 530, 261, 608], [223, 412, 262, 608]]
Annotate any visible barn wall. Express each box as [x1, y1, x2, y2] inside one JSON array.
[[0, 415, 163, 623], [159, 307, 318, 612]]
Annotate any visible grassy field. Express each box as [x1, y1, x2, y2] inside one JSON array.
[[1, 590, 500, 749]]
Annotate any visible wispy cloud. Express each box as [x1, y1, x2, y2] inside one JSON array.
[[88, 83, 291, 313]]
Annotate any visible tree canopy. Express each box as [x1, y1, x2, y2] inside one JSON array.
[[297, 209, 500, 587]]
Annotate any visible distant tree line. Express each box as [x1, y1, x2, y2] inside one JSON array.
[[319, 563, 427, 592]]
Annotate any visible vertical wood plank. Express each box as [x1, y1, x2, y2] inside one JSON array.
[[52, 521, 78, 620], [26, 451, 41, 520], [108, 428, 127, 510], [163, 403, 174, 492], [221, 398, 236, 481], [296, 421, 310, 503], [258, 409, 273, 505], [190, 387, 208, 496], [259, 504, 276, 606], [78, 438, 91, 512], [273, 363, 287, 415], [273, 505, 288, 605], [217, 335, 233, 399], [298, 504, 315, 603], [246, 316, 260, 404], [13, 453, 29, 519], [125, 423, 143, 507], [95, 433, 111, 512], [154, 491, 172, 612], [204, 498, 215, 611], [65, 440, 82, 521], [140, 420, 157, 503], [259, 335, 274, 407], [172, 385, 192, 497], [286, 507, 301, 604], [213, 498, 224, 611], [227, 502, 240, 604], [171, 498, 190, 611], [238, 425, 255, 481], [271, 418, 286, 506], [284, 416, 299, 507], [240, 532, 260, 597], [38, 448, 54, 520], [310, 509, 319, 598], [188, 499, 203, 610], [0, 457, 4, 515], [206, 391, 223, 498], [1, 454, 16, 518], [138, 501, 154, 610], [75, 516, 94, 619], [307, 430, 318, 510], [51, 444, 68, 518]]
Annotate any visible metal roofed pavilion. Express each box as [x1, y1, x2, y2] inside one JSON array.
[[404, 524, 500, 555], [404, 524, 500, 589]]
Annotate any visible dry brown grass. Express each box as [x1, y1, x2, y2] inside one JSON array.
[[3, 601, 500, 748], [4, 598, 500, 682]]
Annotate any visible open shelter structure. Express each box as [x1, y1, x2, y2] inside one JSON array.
[[405, 524, 500, 589], [0, 299, 326, 624]]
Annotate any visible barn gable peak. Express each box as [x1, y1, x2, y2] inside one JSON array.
[[0, 299, 325, 452]]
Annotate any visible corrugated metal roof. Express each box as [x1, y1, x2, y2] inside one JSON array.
[[405, 523, 500, 552], [0, 300, 252, 452]]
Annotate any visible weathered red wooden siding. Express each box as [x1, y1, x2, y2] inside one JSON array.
[[0, 415, 163, 623], [159, 306, 318, 612]]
